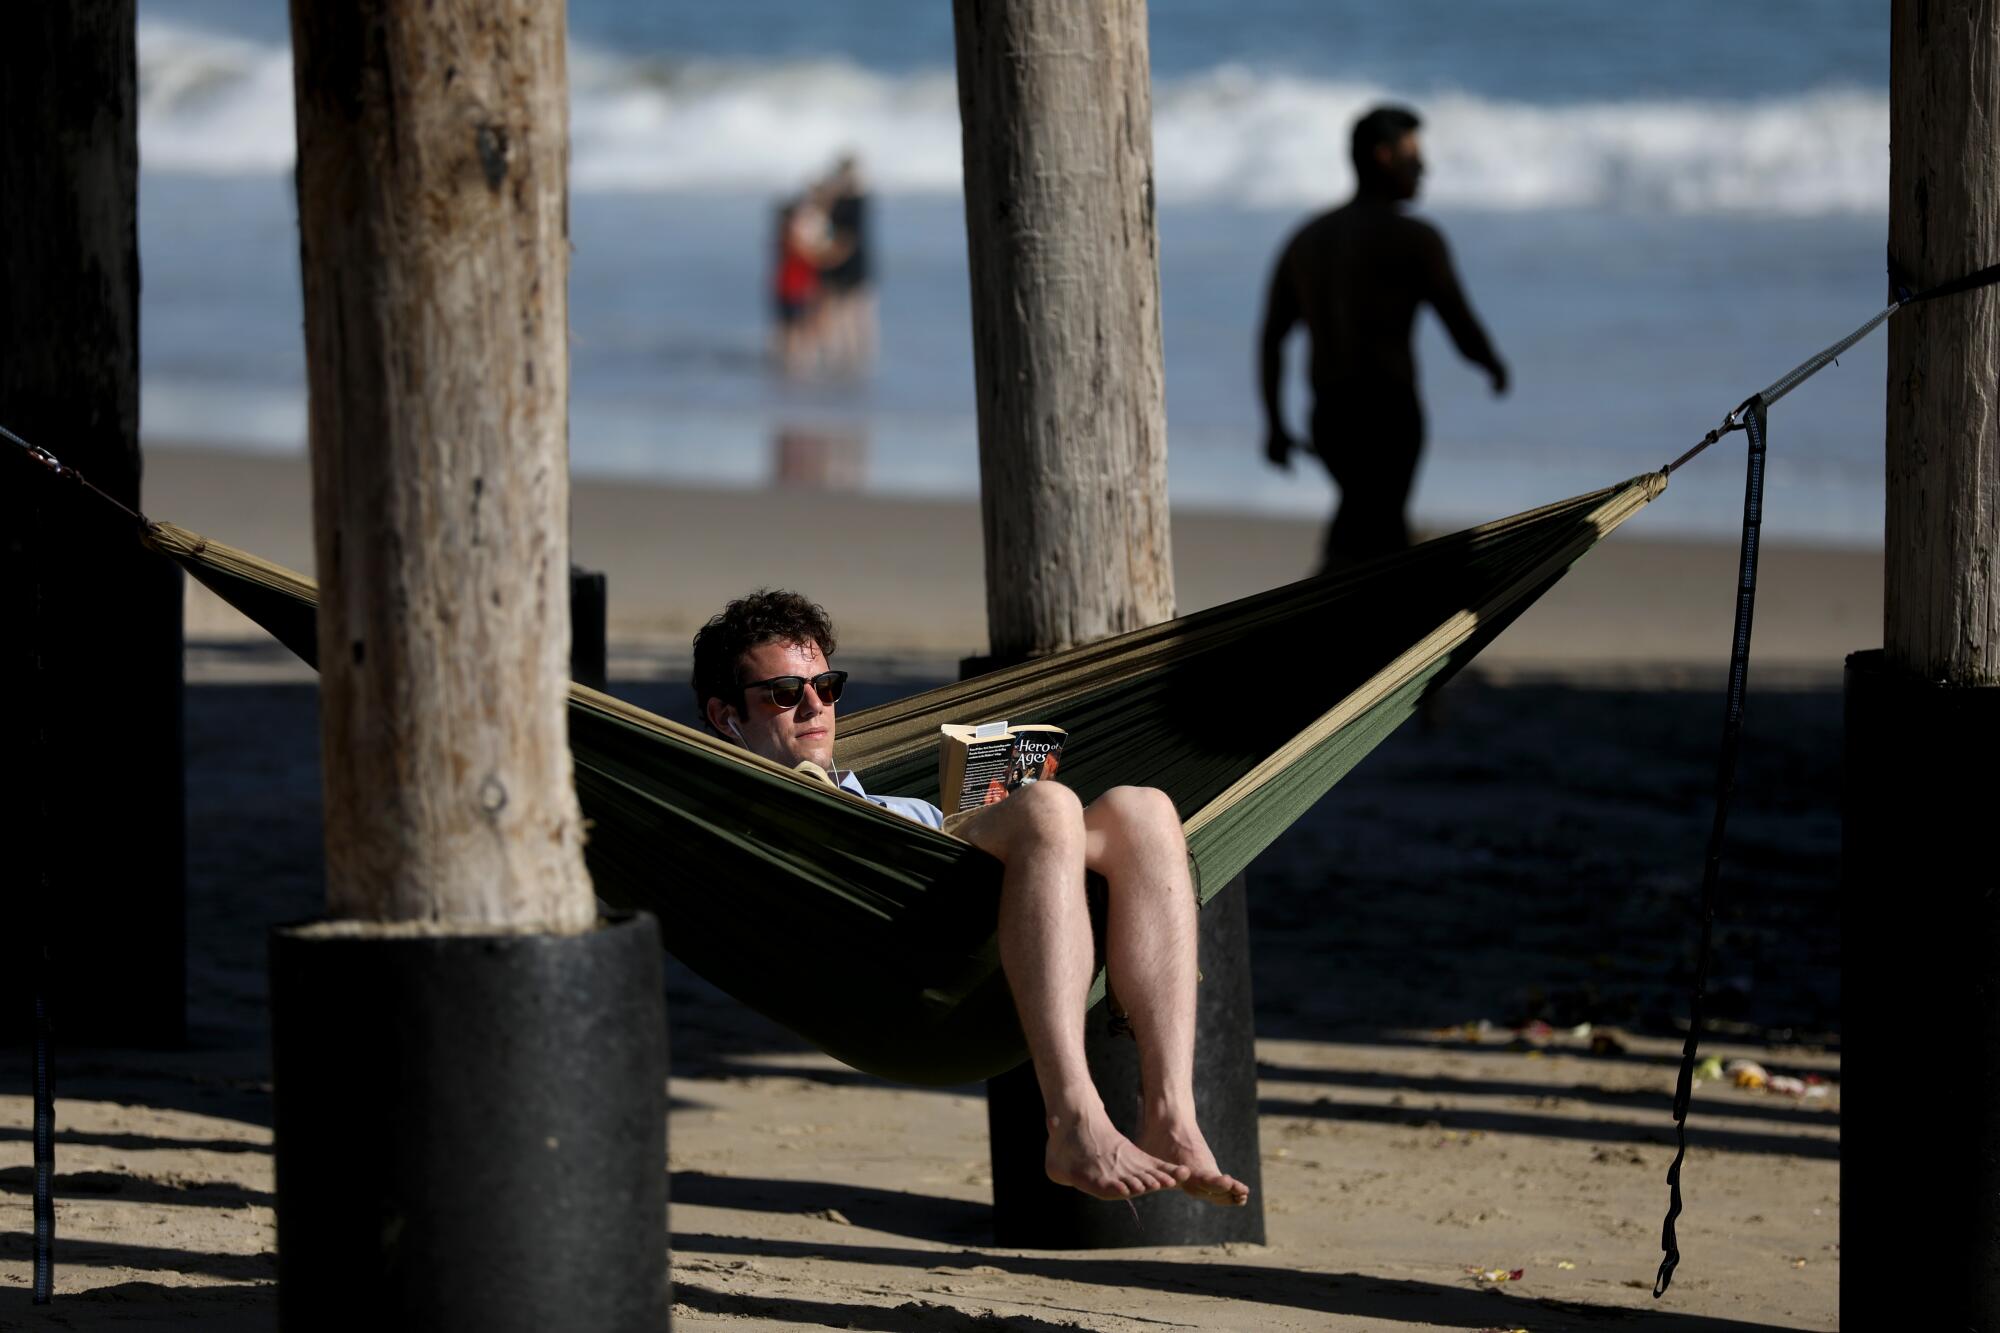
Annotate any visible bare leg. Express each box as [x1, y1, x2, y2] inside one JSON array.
[[1084, 787, 1250, 1206], [958, 782, 1187, 1201], [825, 290, 858, 375], [779, 319, 810, 378], [853, 290, 878, 372]]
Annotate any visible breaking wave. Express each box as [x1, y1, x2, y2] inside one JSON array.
[[138, 21, 1887, 216]]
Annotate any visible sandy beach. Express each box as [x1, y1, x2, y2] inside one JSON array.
[[152, 446, 1879, 680], [2, 446, 1847, 1329]]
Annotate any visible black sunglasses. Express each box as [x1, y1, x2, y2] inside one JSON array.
[[739, 669, 848, 709]]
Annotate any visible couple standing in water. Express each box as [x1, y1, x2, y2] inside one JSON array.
[[1261, 104, 1510, 570], [773, 155, 876, 379]]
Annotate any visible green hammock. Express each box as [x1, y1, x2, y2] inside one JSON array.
[[148, 472, 1663, 1085]]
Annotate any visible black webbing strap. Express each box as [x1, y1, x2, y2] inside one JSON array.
[[1653, 257, 1999, 1296], [1654, 396, 1768, 1298], [33, 979, 54, 1304], [1655, 396, 1770, 1294], [1892, 253, 2000, 306], [28, 489, 56, 1305]]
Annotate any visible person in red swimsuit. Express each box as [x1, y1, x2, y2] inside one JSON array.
[[771, 190, 846, 376]]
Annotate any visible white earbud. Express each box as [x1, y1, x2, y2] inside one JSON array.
[[725, 717, 743, 741]]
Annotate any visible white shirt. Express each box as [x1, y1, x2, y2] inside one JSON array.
[[835, 769, 946, 830]]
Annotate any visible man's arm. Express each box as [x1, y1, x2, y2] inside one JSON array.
[[1257, 250, 1300, 467], [1416, 223, 1508, 396]]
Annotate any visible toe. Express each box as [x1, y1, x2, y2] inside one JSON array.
[[1182, 1172, 1240, 1204]]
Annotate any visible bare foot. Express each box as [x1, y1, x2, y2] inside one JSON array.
[[1044, 1106, 1190, 1201], [1139, 1120, 1251, 1207]]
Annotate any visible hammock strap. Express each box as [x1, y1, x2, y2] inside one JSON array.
[[1655, 395, 1767, 1299], [33, 981, 54, 1305], [1892, 253, 2000, 306], [0, 422, 151, 534], [25, 487, 57, 1305], [1652, 256, 1998, 1296], [1663, 257, 2000, 477]]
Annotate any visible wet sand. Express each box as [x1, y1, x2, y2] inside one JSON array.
[[146, 446, 1879, 679]]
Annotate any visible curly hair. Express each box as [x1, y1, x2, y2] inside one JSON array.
[[691, 589, 837, 733]]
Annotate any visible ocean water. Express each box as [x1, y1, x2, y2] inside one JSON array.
[[135, 0, 1892, 544]]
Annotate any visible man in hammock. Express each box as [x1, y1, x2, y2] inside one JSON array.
[[694, 590, 1249, 1208], [1259, 103, 1508, 571]]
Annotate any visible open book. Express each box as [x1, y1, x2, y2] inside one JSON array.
[[937, 720, 1067, 818]]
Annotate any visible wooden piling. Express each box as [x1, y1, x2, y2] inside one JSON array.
[[953, 0, 1176, 660], [276, 4, 667, 1325], [1844, 5, 1999, 1327], [290, 0, 593, 930], [0, 0, 187, 1046], [953, 0, 1265, 1247]]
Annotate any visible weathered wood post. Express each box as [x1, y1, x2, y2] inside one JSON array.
[[953, 0, 1264, 1247], [274, 3, 668, 1327], [1843, 2, 1999, 1326], [0, 2, 187, 1049]]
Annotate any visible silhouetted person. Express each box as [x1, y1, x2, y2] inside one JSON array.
[[1259, 105, 1507, 570]]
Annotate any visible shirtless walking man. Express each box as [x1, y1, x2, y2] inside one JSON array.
[[1260, 103, 1508, 570], [693, 590, 1249, 1207]]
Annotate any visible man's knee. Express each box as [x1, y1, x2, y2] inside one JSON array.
[[1090, 785, 1182, 842], [1010, 778, 1086, 829], [966, 778, 1085, 857]]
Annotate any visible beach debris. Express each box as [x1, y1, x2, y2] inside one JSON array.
[[1757, 1072, 1832, 1098], [805, 1207, 852, 1225], [1726, 1058, 1769, 1090], [1556, 1260, 1577, 1270], [1702, 1059, 1835, 1098], [1439, 1019, 1497, 1043], [1442, 1016, 1632, 1058], [1468, 1266, 1526, 1284]]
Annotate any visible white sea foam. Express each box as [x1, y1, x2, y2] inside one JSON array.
[[138, 21, 1887, 216], [138, 22, 300, 175]]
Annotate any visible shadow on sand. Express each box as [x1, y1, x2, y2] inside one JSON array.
[[675, 1231, 1809, 1332]]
